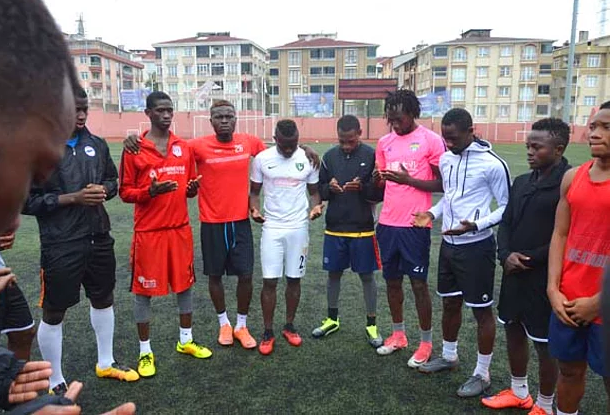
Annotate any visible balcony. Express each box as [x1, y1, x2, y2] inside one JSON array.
[[89, 64, 102, 73], [90, 81, 103, 87]]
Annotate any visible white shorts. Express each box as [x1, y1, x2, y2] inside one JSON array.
[[261, 226, 309, 279]]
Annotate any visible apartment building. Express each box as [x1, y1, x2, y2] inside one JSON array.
[[391, 51, 418, 90], [551, 31, 610, 125], [67, 35, 144, 111], [153, 32, 267, 112], [414, 29, 555, 122], [268, 33, 379, 116], [131, 50, 158, 91]]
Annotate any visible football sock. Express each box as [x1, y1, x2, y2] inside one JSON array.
[[139, 340, 152, 355], [473, 352, 493, 382], [358, 273, 377, 316], [179, 327, 192, 345], [510, 375, 529, 399], [328, 308, 339, 321], [442, 340, 458, 362], [420, 329, 432, 343], [235, 313, 248, 330], [327, 277, 341, 310], [38, 321, 65, 389], [366, 315, 376, 326], [217, 311, 230, 327], [536, 392, 554, 414], [90, 306, 115, 369]]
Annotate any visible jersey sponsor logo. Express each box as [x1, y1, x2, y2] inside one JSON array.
[[387, 161, 418, 171], [172, 145, 182, 157], [84, 146, 96, 157], [149, 166, 186, 177], [482, 294, 489, 302], [567, 248, 609, 268], [410, 143, 420, 152], [137, 276, 157, 289], [267, 165, 277, 169], [272, 178, 300, 188], [234, 144, 244, 153], [360, 162, 366, 167], [205, 154, 250, 164], [295, 162, 304, 171]]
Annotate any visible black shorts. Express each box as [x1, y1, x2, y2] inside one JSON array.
[[40, 234, 116, 310], [437, 236, 496, 308], [498, 270, 551, 342], [200, 220, 254, 277], [0, 284, 34, 334]]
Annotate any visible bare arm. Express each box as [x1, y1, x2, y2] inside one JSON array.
[[308, 183, 323, 220], [249, 181, 265, 223], [382, 164, 443, 193]]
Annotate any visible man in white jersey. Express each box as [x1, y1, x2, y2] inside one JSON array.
[[249, 120, 323, 356]]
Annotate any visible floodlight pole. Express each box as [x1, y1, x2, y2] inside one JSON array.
[[563, 0, 579, 123]]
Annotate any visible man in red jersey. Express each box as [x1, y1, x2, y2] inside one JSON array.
[[547, 100, 610, 415], [120, 92, 212, 379]]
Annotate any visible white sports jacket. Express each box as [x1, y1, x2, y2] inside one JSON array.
[[429, 138, 511, 246]]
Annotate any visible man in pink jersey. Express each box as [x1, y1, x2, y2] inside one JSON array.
[[546, 100, 610, 415], [373, 89, 445, 368]]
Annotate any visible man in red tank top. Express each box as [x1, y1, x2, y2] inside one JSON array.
[[547, 101, 610, 415]]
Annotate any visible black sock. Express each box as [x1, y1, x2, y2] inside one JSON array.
[[263, 329, 274, 339], [328, 308, 339, 321], [284, 322, 296, 333], [367, 315, 376, 326]]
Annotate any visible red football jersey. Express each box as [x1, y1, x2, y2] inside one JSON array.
[[119, 131, 197, 231], [189, 133, 266, 223]]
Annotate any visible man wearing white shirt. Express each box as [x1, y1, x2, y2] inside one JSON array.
[[249, 120, 323, 356]]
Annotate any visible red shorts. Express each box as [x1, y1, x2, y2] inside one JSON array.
[[130, 225, 195, 296]]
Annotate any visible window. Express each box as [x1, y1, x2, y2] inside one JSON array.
[[475, 105, 487, 117], [167, 65, 177, 77], [269, 68, 279, 77], [323, 66, 335, 77], [476, 66, 488, 78], [268, 85, 279, 96], [184, 65, 193, 75], [106, 73, 111, 83], [345, 67, 357, 79], [433, 46, 448, 57], [196, 46, 209, 58], [536, 104, 549, 116], [323, 85, 335, 94], [541, 43, 554, 54], [183, 47, 193, 57], [553, 59, 561, 69], [451, 67, 466, 82], [497, 105, 510, 118], [312, 48, 335, 60], [269, 50, 279, 61], [197, 64, 209, 76], [453, 47, 467, 62], [477, 47, 490, 58], [433, 66, 447, 78], [91, 87, 102, 98], [521, 66, 535, 81], [211, 46, 224, 58], [451, 87, 465, 102], [500, 46, 513, 57], [310, 49, 321, 59], [167, 48, 177, 59], [288, 51, 301, 66], [225, 45, 239, 58], [79, 55, 87, 64], [310, 67, 322, 77], [323, 49, 335, 59], [539, 64, 552, 76], [345, 49, 357, 64], [226, 63, 239, 76], [241, 81, 252, 93], [289, 87, 300, 100], [80, 72, 89, 80], [518, 105, 534, 121], [242, 98, 253, 111], [309, 85, 322, 93], [588, 54, 601, 67], [586, 75, 598, 87], [289, 69, 301, 84], [476, 86, 488, 98], [270, 103, 280, 115], [211, 63, 224, 76], [92, 72, 101, 81], [538, 85, 550, 95], [241, 63, 252, 75], [519, 86, 534, 101], [584, 96, 597, 106], [498, 86, 511, 97], [499, 66, 511, 77], [367, 65, 376, 77], [184, 81, 194, 91], [522, 45, 537, 60], [367, 46, 377, 57], [156, 65, 163, 77], [168, 83, 178, 93]]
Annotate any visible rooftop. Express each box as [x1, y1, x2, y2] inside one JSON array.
[[434, 29, 553, 46], [155, 32, 247, 45], [271, 34, 377, 50]]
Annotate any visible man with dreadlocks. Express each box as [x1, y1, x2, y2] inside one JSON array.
[[373, 89, 445, 368]]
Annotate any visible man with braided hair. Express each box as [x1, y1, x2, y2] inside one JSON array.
[[373, 89, 445, 367]]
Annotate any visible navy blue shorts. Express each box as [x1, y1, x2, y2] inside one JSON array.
[[322, 234, 381, 274], [548, 313, 607, 376], [376, 225, 430, 280]]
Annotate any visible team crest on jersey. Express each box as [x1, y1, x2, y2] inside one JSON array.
[[84, 146, 96, 157], [410, 143, 420, 152], [234, 144, 244, 153], [172, 145, 182, 157], [137, 276, 157, 289], [149, 170, 157, 179], [295, 162, 304, 171]]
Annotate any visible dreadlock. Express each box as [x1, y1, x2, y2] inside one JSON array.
[[384, 88, 421, 119]]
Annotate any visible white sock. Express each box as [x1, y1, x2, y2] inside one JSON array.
[[536, 392, 554, 415], [510, 375, 529, 399], [557, 411, 578, 415], [180, 326, 192, 345], [442, 340, 458, 362], [217, 311, 230, 327], [235, 313, 248, 330], [139, 340, 152, 355], [90, 306, 115, 369], [473, 352, 493, 381], [38, 321, 65, 388]]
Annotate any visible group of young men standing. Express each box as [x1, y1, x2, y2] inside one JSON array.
[[6, 66, 609, 414]]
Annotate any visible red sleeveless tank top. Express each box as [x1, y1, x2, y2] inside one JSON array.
[[560, 160, 610, 324]]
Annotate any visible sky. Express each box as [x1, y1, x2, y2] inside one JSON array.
[[44, 0, 600, 57]]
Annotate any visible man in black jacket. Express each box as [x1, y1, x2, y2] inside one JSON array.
[[312, 115, 384, 347], [23, 87, 139, 394], [482, 118, 571, 415]]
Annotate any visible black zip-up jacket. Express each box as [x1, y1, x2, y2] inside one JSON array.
[[319, 143, 383, 233], [22, 127, 118, 245], [497, 157, 571, 275]]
